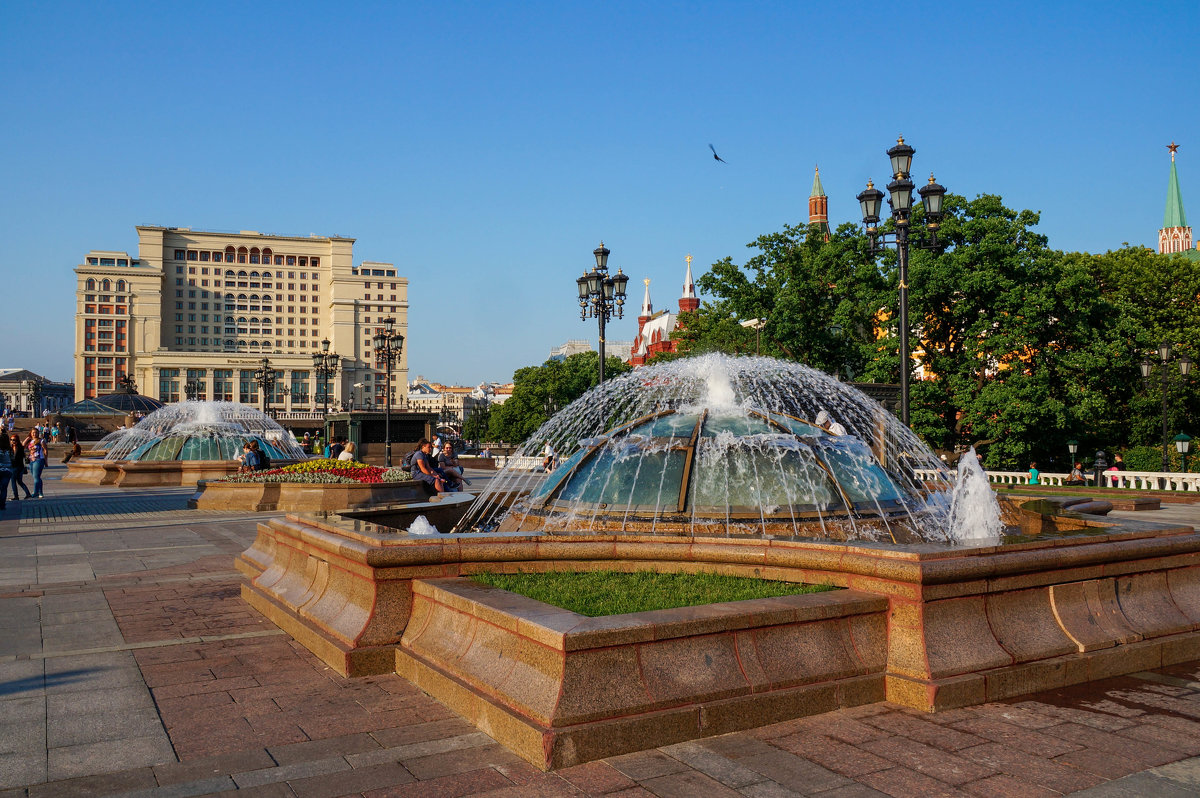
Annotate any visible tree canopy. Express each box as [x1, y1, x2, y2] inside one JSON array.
[[487, 351, 632, 444], [668, 195, 1200, 469]]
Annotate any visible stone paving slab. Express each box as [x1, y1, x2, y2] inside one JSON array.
[[6, 480, 1200, 795]]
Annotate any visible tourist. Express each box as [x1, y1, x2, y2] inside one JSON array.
[[9, 434, 30, 500], [815, 410, 847, 436], [437, 441, 468, 489], [337, 441, 357, 462], [24, 429, 46, 499], [239, 442, 260, 473], [541, 440, 556, 471], [330, 438, 345, 459], [51, 423, 60, 443], [1112, 453, 1125, 471], [1028, 462, 1040, 485], [480, 445, 492, 458], [1066, 461, 1087, 486], [0, 440, 11, 510], [411, 438, 447, 494]]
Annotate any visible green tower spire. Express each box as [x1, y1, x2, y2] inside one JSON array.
[[1165, 144, 1187, 229], [811, 165, 826, 198]]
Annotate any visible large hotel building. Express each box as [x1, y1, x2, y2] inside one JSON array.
[[74, 226, 408, 411]]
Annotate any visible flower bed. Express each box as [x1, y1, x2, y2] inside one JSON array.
[[191, 458, 426, 512], [220, 458, 410, 485]]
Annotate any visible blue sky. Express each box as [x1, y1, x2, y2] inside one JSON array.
[[1, 1, 1197, 384]]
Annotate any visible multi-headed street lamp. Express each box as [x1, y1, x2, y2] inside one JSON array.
[[1140, 342, 1192, 472], [253, 357, 278, 418], [857, 136, 947, 427], [311, 338, 340, 416], [576, 242, 629, 385], [372, 316, 405, 467]]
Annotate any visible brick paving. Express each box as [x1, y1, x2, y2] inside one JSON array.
[[3, 471, 1200, 796]]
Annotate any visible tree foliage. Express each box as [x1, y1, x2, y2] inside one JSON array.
[[674, 196, 1200, 469], [487, 351, 632, 444]]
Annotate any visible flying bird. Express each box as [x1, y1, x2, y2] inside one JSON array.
[[708, 143, 727, 164]]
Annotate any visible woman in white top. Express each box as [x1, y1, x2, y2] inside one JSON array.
[[337, 441, 357, 461]]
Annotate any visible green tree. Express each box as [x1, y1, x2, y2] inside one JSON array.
[[462, 403, 491, 442], [676, 222, 889, 379], [487, 351, 632, 444]]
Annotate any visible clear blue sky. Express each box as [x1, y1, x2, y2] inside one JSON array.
[[1, 1, 1197, 385]]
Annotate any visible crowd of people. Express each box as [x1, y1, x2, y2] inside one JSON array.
[[0, 427, 49, 507]]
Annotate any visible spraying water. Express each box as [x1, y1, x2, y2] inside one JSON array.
[[459, 354, 999, 544], [946, 447, 1006, 542], [104, 401, 308, 462]]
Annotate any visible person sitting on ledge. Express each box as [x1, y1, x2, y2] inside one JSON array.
[[1066, 461, 1087, 486], [437, 441, 468, 490], [238, 442, 260, 473], [411, 438, 451, 494]]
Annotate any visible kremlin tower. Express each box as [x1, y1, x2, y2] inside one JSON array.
[[1160, 142, 1198, 259], [630, 255, 699, 366], [809, 166, 830, 241]]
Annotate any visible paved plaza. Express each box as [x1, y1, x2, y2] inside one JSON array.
[[4, 465, 1200, 796]]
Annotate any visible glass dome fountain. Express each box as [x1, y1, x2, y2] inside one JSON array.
[[103, 401, 308, 463], [460, 354, 996, 544]]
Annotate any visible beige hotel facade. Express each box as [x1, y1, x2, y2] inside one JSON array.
[[74, 226, 409, 412]]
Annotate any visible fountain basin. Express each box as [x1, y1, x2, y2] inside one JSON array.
[[237, 496, 1200, 768], [64, 457, 249, 487]]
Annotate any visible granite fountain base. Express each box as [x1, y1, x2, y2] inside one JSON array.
[[237, 497, 1200, 769]]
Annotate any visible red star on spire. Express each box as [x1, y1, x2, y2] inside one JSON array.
[[1168, 141, 1180, 161]]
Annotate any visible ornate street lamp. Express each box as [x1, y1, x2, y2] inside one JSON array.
[[311, 338, 340, 416], [1140, 343, 1192, 472], [857, 136, 947, 427], [372, 316, 405, 467], [576, 241, 629, 385], [253, 357, 278, 418], [23, 377, 44, 416]]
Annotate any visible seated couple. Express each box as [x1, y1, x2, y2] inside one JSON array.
[[410, 438, 470, 494]]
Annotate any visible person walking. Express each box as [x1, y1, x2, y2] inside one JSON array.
[[10, 433, 30, 500], [0, 439, 11, 510], [24, 429, 47, 498]]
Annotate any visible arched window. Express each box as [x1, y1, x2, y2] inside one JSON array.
[[237, 316, 247, 324], [262, 248, 272, 260], [86, 278, 96, 290], [101, 279, 111, 291], [116, 280, 127, 292], [249, 340, 260, 349], [249, 247, 260, 264], [237, 340, 247, 351], [238, 294, 247, 301], [250, 270, 259, 279], [225, 269, 235, 278]]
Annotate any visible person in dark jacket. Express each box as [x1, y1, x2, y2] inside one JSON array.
[[9, 433, 30, 500]]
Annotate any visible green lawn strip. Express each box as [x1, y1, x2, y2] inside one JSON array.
[[468, 570, 834, 617]]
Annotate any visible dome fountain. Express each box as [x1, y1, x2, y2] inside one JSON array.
[[461, 354, 995, 543], [67, 401, 306, 487]]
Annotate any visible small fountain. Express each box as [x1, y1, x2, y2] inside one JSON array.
[[67, 401, 306, 487]]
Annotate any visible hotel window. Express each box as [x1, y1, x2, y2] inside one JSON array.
[[174, 250, 185, 260], [187, 250, 198, 260], [200, 252, 210, 262], [286, 257, 295, 266], [213, 252, 223, 262]]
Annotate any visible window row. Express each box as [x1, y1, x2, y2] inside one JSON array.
[[172, 246, 320, 268], [84, 278, 127, 292]]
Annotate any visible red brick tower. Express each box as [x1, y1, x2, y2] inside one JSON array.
[[679, 254, 699, 313]]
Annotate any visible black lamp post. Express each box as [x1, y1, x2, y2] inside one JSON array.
[[1140, 343, 1192, 472], [311, 338, 339, 416], [253, 357, 277, 418], [576, 242, 629, 385], [1176, 433, 1193, 474], [184, 380, 202, 401], [857, 136, 947, 427], [372, 316, 404, 467]]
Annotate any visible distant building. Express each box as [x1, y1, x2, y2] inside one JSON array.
[[0, 369, 73, 414], [549, 340, 591, 361], [1160, 142, 1200, 260], [630, 255, 699, 366], [73, 226, 410, 411], [407, 378, 488, 430], [549, 338, 633, 364]]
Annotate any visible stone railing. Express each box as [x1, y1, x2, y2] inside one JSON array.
[[494, 455, 545, 471], [982, 469, 1200, 492]]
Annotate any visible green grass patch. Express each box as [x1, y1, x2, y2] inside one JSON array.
[[468, 570, 835, 617]]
